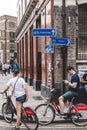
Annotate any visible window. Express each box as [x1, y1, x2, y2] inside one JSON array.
[[9, 32, 15, 38], [78, 4, 87, 60], [9, 32, 15, 43], [9, 22, 15, 27]]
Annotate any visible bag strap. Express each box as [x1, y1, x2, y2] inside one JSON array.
[[11, 77, 19, 96]]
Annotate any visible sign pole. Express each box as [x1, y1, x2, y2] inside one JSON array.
[[46, 53, 51, 98]]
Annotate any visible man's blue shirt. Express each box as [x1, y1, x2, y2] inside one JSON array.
[[69, 73, 80, 93]]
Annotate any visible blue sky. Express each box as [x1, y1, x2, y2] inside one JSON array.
[[0, 0, 18, 17]]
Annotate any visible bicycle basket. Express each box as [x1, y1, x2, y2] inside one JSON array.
[[7, 91, 12, 97]]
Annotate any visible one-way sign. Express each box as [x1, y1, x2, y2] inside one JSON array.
[[32, 28, 56, 37], [52, 37, 70, 45]]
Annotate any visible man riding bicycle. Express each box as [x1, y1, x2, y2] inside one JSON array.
[[58, 66, 80, 113]]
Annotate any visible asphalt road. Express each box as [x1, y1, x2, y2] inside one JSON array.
[[0, 120, 87, 130]]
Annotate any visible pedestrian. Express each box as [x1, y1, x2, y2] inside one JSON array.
[[81, 71, 87, 93], [1, 71, 29, 130], [58, 66, 80, 113], [2, 63, 7, 76], [0, 62, 2, 73], [13, 63, 19, 72]]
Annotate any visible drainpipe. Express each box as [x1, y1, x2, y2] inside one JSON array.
[[62, 0, 67, 93], [5, 17, 7, 63]]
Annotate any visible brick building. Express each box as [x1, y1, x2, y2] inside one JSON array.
[[16, 0, 87, 96], [0, 15, 17, 64]]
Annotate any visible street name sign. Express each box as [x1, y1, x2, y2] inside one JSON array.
[[32, 28, 56, 37], [45, 45, 54, 53], [52, 37, 70, 45]]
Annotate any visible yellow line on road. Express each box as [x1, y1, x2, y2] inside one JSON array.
[[0, 121, 87, 129], [39, 124, 87, 129]]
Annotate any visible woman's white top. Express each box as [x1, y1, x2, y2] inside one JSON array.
[[7, 76, 26, 98]]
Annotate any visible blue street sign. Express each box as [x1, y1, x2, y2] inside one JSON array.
[[32, 28, 56, 37], [45, 45, 54, 53], [52, 38, 70, 45]]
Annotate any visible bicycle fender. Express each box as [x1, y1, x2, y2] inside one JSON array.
[[24, 107, 35, 115]]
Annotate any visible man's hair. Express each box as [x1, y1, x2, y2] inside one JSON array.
[[67, 66, 75, 71]]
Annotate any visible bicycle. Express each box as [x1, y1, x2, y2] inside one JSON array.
[[35, 88, 87, 126], [1, 91, 38, 130]]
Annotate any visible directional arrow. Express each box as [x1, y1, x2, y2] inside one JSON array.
[[52, 38, 70, 45]]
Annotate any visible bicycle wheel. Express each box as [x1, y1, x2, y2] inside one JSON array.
[[22, 107, 38, 130], [2, 103, 13, 123], [35, 104, 55, 125], [71, 106, 87, 126]]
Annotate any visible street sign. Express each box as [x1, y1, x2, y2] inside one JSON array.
[[32, 28, 56, 37], [45, 45, 54, 53], [52, 37, 70, 45]]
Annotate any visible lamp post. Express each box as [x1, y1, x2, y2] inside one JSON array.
[[62, 0, 67, 93]]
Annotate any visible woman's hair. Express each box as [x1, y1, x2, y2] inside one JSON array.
[[13, 71, 19, 76]]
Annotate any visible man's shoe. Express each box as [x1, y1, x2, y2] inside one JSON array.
[[11, 126, 20, 130]]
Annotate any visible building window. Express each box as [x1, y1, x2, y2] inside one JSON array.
[[9, 22, 15, 28], [78, 4, 87, 60], [9, 32, 15, 42]]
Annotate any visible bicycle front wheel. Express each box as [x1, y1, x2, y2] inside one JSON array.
[[22, 107, 38, 130], [71, 106, 87, 126], [35, 104, 55, 125], [2, 103, 13, 123]]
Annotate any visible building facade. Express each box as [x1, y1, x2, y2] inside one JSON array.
[[16, 0, 87, 96], [0, 15, 17, 64]]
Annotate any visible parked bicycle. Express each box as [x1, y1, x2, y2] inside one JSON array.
[[1, 91, 38, 130], [35, 88, 87, 126]]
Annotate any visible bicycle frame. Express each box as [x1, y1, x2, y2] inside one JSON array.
[[50, 95, 87, 115], [2, 92, 39, 130], [6, 95, 35, 117], [35, 88, 87, 126], [6, 96, 16, 115]]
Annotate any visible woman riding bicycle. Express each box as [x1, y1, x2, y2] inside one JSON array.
[[1, 71, 29, 130]]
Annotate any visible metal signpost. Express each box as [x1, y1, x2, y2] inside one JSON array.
[[45, 44, 54, 97]]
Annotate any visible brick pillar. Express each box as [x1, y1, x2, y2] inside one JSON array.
[[21, 37, 24, 76], [27, 29, 32, 85]]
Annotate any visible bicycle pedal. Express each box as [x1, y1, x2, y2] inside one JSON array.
[[63, 116, 69, 119]]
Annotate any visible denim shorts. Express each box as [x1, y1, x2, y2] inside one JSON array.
[[16, 94, 26, 103]]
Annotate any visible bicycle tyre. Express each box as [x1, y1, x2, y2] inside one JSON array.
[[22, 107, 38, 130], [35, 104, 55, 125], [2, 103, 13, 123], [71, 106, 87, 126]]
